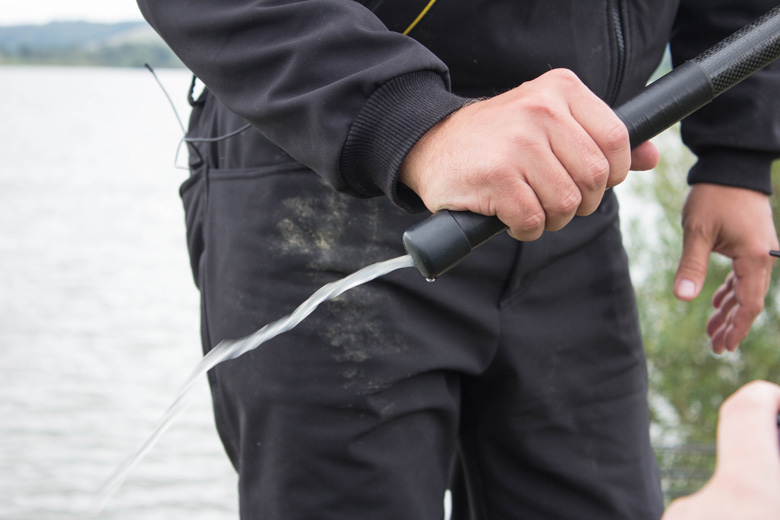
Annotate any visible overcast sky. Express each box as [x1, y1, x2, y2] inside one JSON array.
[[0, 0, 144, 26]]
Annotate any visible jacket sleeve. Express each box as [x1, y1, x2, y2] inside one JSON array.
[[671, 0, 780, 194], [136, 0, 468, 212]]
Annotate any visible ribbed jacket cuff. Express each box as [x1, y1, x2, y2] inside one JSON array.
[[340, 71, 469, 213], [688, 148, 777, 195]]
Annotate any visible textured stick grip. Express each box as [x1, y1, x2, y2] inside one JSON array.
[[693, 5, 780, 97], [403, 6, 780, 280], [615, 5, 780, 148]]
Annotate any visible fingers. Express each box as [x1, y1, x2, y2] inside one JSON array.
[[500, 180, 546, 241], [400, 68, 636, 240], [711, 271, 735, 309], [706, 273, 737, 353], [545, 116, 610, 219], [506, 69, 631, 235], [674, 225, 713, 302], [707, 256, 773, 353], [675, 185, 778, 353], [566, 81, 632, 190], [630, 140, 660, 171]]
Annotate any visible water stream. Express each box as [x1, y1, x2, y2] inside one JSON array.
[[95, 254, 416, 514]]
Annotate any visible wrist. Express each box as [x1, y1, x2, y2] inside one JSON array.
[[340, 72, 469, 213], [399, 97, 484, 207]]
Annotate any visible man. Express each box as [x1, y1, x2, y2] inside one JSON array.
[[137, 1, 780, 518]]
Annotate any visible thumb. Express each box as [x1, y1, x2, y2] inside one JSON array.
[[674, 230, 713, 301]]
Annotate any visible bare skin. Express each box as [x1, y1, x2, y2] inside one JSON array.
[[674, 184, 778, 353], [399, 69, 660, 241], [662, 380, 780, 520], [400, 68, 777, 352]]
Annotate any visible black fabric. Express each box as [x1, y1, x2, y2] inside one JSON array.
[[137, 0, 453, 201], [180, 96, 663, 519], [137, 1, 780, 518], [138, 0, 780, 205], [671, 0, 780, 191], [687, 148, 778, 194], [340, 71, 468, 212]]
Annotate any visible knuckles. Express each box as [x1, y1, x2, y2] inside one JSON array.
[[581, 154, 611, 190], [546, 188, 582, 228], [742, 298, 765, 319], [543, 68, 582, 87], [603, 120, 630, 153], [520, 207, 546, 234]]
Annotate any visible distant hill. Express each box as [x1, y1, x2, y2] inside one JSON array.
[[0, 21, 184, 68]]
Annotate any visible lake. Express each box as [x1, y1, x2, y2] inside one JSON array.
[[0, 66, 238, 519]]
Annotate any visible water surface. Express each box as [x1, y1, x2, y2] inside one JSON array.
[[0, 66, 238, 520]]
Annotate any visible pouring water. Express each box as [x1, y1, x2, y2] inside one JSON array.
[[95, 254, 416, 514]]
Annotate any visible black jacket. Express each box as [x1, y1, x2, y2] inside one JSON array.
[[138, 0, 780, 212]]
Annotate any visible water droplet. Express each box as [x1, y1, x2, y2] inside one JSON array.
[[426, 278, 436, 283]]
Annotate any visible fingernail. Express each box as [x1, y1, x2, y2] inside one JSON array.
[[677, 279, 696, 299]]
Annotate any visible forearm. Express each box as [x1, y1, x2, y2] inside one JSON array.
[[137, 0, 467, 207]]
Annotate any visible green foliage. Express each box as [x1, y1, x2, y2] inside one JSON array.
[[622, 129, 780, 499]]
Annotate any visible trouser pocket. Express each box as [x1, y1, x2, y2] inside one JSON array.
[[179, 166, 206, 288]]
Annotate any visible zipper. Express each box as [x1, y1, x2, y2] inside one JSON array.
[[606, 0, 627, 106]]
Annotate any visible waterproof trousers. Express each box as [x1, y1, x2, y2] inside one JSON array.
[[180, 93, 664, 520]]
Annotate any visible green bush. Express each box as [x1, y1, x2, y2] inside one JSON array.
[[622, 128, 780, 500]]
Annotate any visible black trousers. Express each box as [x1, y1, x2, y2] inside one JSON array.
[[181, 93, 664, 520]]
